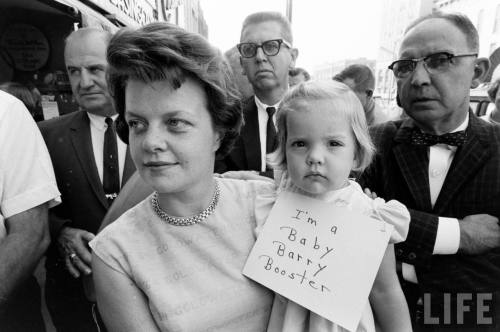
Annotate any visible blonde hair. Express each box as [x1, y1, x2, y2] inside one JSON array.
[[269, 80, 375, 173]]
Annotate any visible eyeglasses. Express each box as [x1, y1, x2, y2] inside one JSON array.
[[237, 39, 292, 58], [388, 52, 478, 78]]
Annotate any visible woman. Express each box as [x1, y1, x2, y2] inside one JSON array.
[[89, 23, 274, 331]]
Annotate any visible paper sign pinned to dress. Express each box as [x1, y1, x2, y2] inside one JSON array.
[[243, 191, 393, 331]]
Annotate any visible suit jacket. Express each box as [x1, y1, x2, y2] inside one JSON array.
[[216, 97, 263, 173], [358, 113, 500, 302], [38, 111, 135, 299]]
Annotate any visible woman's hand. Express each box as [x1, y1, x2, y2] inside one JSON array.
[[364, 188, 378, 199]]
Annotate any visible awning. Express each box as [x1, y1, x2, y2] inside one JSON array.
[[50, 0, 121, 31]]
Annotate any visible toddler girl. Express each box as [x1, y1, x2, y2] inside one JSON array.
[[255, 80, 412, 332]]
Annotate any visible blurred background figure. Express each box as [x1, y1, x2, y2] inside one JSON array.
[[484, 65, 500, 123], [333, 64, 389, 126], [0, 82, 44, 122], [224, 46, 254, 99], [288, 67, 310, 87]]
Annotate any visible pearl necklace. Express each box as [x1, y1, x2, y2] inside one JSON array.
[[151, 180, 220, 226]]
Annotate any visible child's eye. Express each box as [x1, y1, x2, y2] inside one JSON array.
[[291, 140, 306, 147], [328, 140, 342, 147]]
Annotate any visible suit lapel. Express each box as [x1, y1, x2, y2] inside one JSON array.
[[393, 121, 433, 211], [122, 147, 135, 186], [241, 99, 262, 171], [69, 111, 109, 209], [433, 114, 491, 213]]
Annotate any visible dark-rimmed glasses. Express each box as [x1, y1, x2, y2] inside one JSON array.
[[237, 39, 292, 58], [388, 52, 478, 78]]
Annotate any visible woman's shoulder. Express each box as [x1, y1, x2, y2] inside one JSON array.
[[218, 177, 276, 198], [93, 195, 154, 245]]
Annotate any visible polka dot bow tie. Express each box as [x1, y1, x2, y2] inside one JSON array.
[[410, 129, 467, 146]]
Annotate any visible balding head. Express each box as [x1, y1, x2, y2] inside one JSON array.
[[64, 27, 114, 116]]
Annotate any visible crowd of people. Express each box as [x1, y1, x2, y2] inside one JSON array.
[[1, 8, 500, 332]]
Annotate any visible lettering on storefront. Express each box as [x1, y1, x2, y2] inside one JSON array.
[[89, 0, 157, 26]]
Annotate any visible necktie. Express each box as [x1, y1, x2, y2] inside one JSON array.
[[103, 117, 120, 206], [266, 107, 278, 153], [410, 129, 467, 146]]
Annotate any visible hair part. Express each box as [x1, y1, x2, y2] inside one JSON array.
[[405, 11, 479, 52], [240, 11, 293, 43], [268, 80, 375, 173], [333, 64, 375, 93], [106, 22, 242, 159]]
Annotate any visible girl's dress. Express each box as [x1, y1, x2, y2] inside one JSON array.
[[254, 171, 410, 332], [90, 178, 274, 332]]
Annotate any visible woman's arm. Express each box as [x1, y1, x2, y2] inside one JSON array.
[[92, 252, 160, 332], [369, 244, 412, 332]]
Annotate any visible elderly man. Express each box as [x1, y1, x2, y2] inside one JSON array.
[[218, 11, 298, 174], [39, 28, 135, 331], [359, 12, 500, 331], [0, 90, 60, 331], [334, 64, 388, 126]]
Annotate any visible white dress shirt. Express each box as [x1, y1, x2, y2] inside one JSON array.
[[254, 96, 280, 172], [402, 114, 469, 283], [87, 113, 127, 186]]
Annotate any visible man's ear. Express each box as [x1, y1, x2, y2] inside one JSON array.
[[471, 57, 490, 88]]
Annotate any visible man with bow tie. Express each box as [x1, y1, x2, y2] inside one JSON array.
[[359, 12, 500, 331]]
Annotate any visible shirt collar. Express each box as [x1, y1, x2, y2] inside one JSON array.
[[87, 112, 118, 131], [254, 96, 281, 111]]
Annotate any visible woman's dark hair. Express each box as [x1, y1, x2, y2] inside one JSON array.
[[107, 22, 243, 159]]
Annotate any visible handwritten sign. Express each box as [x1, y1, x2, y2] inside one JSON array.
[[243, 191, 393, 331]]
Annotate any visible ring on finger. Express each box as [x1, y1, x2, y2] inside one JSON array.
[[69, 253, 77, 261]]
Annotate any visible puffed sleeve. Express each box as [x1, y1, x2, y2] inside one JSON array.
[[370, 197, 410, 244]]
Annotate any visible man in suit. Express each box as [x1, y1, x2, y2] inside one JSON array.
[[358, 12, 500, 331], [39, 28, 134, 332], [218, 11, 298, 174]]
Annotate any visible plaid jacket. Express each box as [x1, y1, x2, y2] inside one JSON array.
[[359, 112, 500, 294]]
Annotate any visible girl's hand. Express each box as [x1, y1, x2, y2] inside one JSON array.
[[364, 188, 378, 199]]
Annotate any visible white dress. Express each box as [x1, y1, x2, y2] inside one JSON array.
[[254, 171, 410, 332]]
